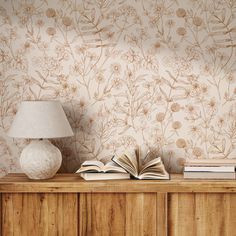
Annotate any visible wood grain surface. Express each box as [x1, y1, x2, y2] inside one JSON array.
[[168, 193, 236, 236], [1, 175, 236, 236], [79, 193, 167, 236], [2, 193, 78, 236], [157, 193, 167, 236], [0, 194, 1, 235], [1, 173, 236, 193]]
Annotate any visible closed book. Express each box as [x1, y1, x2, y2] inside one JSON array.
[[184, 166, 235, 172], [185, 163, 236, 167], [80, 173, 130, 180], [185, 158, 236, 166], [184, 171, 235, 179]]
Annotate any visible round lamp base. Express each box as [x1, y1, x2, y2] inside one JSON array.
[[20, 140, 62, 180]]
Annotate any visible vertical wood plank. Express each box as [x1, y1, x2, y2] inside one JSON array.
[[2, 193, 78, 236], [168, 193, 177, 236], [204, 194, 227, 236], [178, 194, 196, 236], [143, 193, 159, 236], [168, 193, 236, 236], [79, 193, 167, 236], [2, 193, 14, 235], [168, 193, 202, 236], [156, 193, 167, 236], [195, 193, 207, 236], [93, 193, 126, 236], [0, 194, 1, 236], [47, 193, 58, 235], [125, 193, 158, 236], [224, 194, 236, 236], [79, 193, 92, 236], [125, 193, 144, 235], [168, 193, 198, 236], [63, 193, 78, 235], [195, 194, 226, 236], [80, 193, 126, 236], [41, 193, 52, 235]]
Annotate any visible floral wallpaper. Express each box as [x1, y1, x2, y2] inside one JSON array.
[[0, 0, 236, 175]]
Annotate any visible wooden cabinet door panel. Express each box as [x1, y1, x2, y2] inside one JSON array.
[[79, 193, 167, 236], [2, 193, 78, 236], [168, 193, 236, 236]]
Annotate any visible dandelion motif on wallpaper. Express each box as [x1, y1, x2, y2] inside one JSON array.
[[0, 0, 236, 175]]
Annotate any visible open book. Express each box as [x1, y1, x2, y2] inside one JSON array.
[[76, 159, 130, 180], [112, 151, 169, 180], [76, 159, 128, 173]]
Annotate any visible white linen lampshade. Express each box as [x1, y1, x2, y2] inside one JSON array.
[[8, 101, 74, 179]]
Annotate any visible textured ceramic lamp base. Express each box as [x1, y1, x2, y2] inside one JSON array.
[[20, 140, 62, 180]]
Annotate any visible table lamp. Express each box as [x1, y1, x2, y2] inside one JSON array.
[[8, 101, 74, 180]]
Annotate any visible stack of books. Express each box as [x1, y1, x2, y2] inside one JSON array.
[[184, 159, 236, 179]]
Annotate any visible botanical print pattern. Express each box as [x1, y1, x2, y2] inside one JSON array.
[[0, 0, 236, 175]]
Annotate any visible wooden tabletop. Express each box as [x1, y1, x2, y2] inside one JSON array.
[[0, 173, 236, 193]]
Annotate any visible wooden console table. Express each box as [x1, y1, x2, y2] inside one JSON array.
[[0, 174, 236, 236]]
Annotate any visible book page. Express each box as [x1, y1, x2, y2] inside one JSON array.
[[76, 165, 101, 173], [104, 161, 127, 173], [138, 157, 169, 179], [140, 157, 161, 174], [135, 148, 140, 173], [76, 159, 104, 173], [142, 151, 157, 165], [81, 160, 104, 168], [125, 152, 138, 174], [137, 172, 169, 179], [112, 154, 138, 177]]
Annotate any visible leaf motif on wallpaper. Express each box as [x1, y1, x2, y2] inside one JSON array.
[[77, 10, 115, 48], [159, 87, 169, 102], [225, 27, 236, 34], [208, 140, 227, 157], [28, 87, 38, 100], [209, 12, 235, 48], [226, 121, 236, 140], [0, 6, 11, 25]]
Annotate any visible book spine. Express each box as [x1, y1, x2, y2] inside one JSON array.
[[184, 166, 235, 172], [185, 158, 236, 164], [184, 171, 235, 179]]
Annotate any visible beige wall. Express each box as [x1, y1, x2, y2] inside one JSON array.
[[0, 0, 236, 175]]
